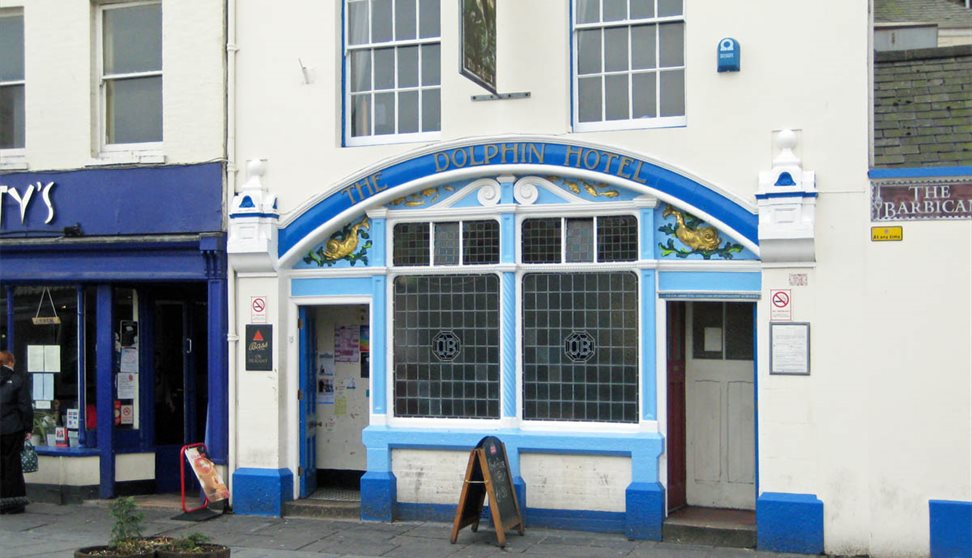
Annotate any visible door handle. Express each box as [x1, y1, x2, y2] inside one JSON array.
[[186, 338, 192, 354]]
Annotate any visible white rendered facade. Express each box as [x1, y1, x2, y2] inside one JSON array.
[[224, 2, 972, 557]]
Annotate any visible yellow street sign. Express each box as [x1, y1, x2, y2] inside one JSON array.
[[871, 226, 903, 242]]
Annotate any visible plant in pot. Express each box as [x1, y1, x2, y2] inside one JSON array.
[[75, 496, 161, 558], [32, 412, 56, 446], [157, 533, 230, 558]]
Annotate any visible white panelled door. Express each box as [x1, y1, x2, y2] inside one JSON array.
[[684, 302, 755, 510]]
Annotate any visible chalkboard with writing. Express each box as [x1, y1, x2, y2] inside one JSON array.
[[450, 436, 524, 547]]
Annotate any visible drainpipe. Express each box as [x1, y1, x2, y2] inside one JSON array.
[[225, 0, 240, 491]]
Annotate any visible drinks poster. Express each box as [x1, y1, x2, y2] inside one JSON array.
[[185, 446, 230, 502]]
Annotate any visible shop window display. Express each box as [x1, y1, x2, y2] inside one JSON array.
[[10, 286, 81, 447]]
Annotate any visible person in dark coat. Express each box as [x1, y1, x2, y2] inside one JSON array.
[[0, 350, 32, 514]]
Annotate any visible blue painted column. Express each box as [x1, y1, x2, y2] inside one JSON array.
[[96, 285, 114, 499], [204, 242, 229, 463], [640, 205, 656, 261], [498, 178, 517, 420], [369, 216, 386, 267], [356, 216, 392, 523], [640, 270, 657, 421], [4, 286, 13, 350], [371, 275, 387, 415], [76, 288, 88, 445], [501, 272, 516, 419]]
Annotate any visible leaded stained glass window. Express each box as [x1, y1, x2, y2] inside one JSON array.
[[522, 272, 639, 423]]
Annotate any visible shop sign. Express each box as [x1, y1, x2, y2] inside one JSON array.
[[0, 182, 56, 227], [245, 324, 272, 371], [871, 181, 972, 221], [339, 143, 672, 205], [459, 0, 497, 94]]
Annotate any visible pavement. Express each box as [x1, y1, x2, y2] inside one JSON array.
[[0, 501, 810, 558]]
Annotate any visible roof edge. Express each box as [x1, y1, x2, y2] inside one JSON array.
[[875, 44, 972, 63]]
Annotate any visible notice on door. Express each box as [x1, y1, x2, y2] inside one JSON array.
[[770, 322, 810, 375], [245, 324, 273, 371]]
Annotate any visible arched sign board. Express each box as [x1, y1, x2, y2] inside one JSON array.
[[450, 436, 524, 547]]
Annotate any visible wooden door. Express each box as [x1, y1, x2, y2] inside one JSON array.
[[666, 301, 687, 512], [685, 302, 755, 510]]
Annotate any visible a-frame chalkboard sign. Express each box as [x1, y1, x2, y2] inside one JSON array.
[[450, 436, 524, 547]]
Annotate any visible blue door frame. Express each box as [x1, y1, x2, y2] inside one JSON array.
[[298, 307, 318, 497]]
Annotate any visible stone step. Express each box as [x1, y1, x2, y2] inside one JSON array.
[[663, 507, 756, 549], [283, 498, 361, 520]]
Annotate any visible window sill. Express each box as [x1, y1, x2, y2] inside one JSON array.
[[35, 446, 100, 457], [88, 147, 165, 167], [346, 131, 441, 148], [573, 115, 687, 133], [0, 151, 28, 171]]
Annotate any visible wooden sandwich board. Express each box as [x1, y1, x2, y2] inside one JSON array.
[[450, 436, 524, 547]]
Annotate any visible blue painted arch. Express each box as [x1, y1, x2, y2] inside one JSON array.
[[277, 138, 759, 266]]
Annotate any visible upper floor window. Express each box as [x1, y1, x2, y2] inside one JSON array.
[[0, 12, 25, 150], [393, 220, 499, 266], [345, 0, 441, 145], [100, 2, 162, 146], [573, 0, 685, 131]]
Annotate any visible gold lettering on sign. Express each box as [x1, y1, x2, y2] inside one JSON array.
[[341, 172, 384, 204]]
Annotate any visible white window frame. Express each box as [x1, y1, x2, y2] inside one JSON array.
[[518, 212, 641, 265], [389, 218, 501, 268], [572, 0, 687, 132], [93, 0, 164, 164], [0, 10, 27, 169], [344, 0, 442, 147]]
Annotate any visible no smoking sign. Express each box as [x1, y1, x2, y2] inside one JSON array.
[[251, 296, 268, 323], [770, 289, 791, 321]]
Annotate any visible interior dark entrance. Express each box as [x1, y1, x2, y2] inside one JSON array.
[[151, 284, 208, 493]]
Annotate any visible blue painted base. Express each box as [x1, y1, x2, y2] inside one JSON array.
[[930, 500, 972, 558], [232, 468, 293, 517], [513, 476, 526, 511], [397, 502, 457, 523], [625, 482, 664, 541], [757, 492, 824, 555], [361, 471, 396, 521], [526, 507, 625, 533]]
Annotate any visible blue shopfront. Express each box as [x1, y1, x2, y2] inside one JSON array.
[[229, 138, 827, 544], [0, 162, 228, 502]]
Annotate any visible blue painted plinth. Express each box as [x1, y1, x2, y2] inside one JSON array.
[[625, 482, 664, 540], [513, 476, 527, 512], [757, 492, 824, 554], [361, 470, 396, 521], [930, 500, 972, 558], [232, 468, 293, 517]]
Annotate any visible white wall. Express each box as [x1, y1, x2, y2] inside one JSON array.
[[26, 456, 99, 486], [234, 274, 288, 469], [392, 449, 469, 504], [0, 0, 225, 169], [521, 454, 631, 512], [234, 0, 870, 214], [229, 1, 972, 555]]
